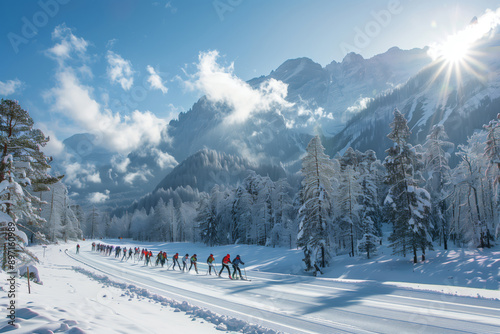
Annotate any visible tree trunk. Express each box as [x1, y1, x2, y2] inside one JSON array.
[[321, 245, 325, 268], [413, 243, 417, 264]]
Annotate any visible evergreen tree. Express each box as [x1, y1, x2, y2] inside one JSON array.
[[152, 198, 173, 242], [423, 125, 453, 249], [383, 109, 432, 263], [484, 114, 500, 243], [297, 135, 335, 270], [0, 99, 62, 269], [196, 190, 219, 247], [337, 148, 363, 257], [453, 132, 493, 247], [232, 185, 252, 244], [358, 150, 382, 258], [270, 178, 294, 248]]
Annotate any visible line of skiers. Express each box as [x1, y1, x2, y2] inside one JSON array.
[[91, 242, 246, 279]]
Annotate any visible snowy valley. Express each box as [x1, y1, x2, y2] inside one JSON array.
[[1, 3, 500, 334], [1, 236, 498, 333]]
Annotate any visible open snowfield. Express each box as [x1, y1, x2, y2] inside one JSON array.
[[1, 239, 499, 334]]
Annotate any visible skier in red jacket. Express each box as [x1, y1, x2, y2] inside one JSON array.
[[218, 254, 232, 279], [172, 253, 180, 270]]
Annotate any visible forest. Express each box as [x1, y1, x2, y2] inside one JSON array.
[[100, 109, 500, 268], [1, 98, 498, 270]]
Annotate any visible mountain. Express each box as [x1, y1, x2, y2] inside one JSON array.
[[59, 41, 500, 209], [114, 148, 287, 216], [324, 31, 500, 162], [166, 47, 431, 164]]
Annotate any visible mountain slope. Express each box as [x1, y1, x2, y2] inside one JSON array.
[[325, 32, 500, 161]]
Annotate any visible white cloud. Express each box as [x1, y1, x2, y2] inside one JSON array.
[[62, 160, 100, 188], [86, 171, 101, 183], [428, 8, 500, 61], [47, 69, 167, 154], [124, 167, 153, 185], [185, 50, 292, 124], [88, 190, 110, 203], [146, 65, 168, 94], [0, 79, 22, 95], [111, 155, 131, 173], [47, 24, 88, 65], [151, 148, 177, 169], [44, 26, 170, 189], [36, 123, 65, 157], [343, 97, 372, 122], [107, 51, 134, 90]]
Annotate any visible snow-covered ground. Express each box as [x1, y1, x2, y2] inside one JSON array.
[[1, 239, 499, 333]]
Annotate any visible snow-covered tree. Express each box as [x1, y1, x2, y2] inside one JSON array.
[[0, 99, 62, 269], [297, 135, 335, 270], [38, 181, 82, 242], [129, 208, 148, 240], [423, 125, 453, 249], [484, 114, 500, 240], [358, 150, 382, 258], [151, 198, 173, 242], [337, 148, 363, 256], [269, 178, 295, 248], [452, 132, 494, 248], [197, 190, 219, 247], [231, 185, 252, 244], [384, 109, 432, 263]]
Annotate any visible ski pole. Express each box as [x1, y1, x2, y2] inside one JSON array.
[[243, 266, 247, 280]]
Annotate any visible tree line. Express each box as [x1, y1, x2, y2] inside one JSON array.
[[103, 108, 499, 272]]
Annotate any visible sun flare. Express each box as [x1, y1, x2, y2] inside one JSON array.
[[439, 37, 470, 64]]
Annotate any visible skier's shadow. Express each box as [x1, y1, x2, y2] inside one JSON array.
[[227, 276, 396, 314], [301, 282, 395, 314]]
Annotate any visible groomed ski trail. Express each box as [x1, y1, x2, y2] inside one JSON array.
[[66, 249, 500, 334]]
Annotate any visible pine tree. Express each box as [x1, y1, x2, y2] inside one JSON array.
[[337, 148, 363, 257], [358, 150, 382, 258], [423, 125, 453, 249], [453, 132, 494, 248], [297, 135, 335, 270], [383, 109, 432, 263], [232, 185, 252, 244], [196, 190, 219, 247], [0, 99, 62, 269], [270, 178, 294, 248], [484, 114, 500, 244]]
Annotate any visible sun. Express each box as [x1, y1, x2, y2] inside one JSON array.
[[439, 37, 470, 64], [429, 34, 471, 65]]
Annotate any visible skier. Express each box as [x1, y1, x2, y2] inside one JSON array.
[[219, 254, 232, 279], [121, 247, 127, 261], [76, 244, 80, 254], [232, 255, 245, 279], [156, 252, 162, 266], [172, 253, 180, 270], [189, 254, 198, 274], [127, 248, 133, 261], [91, 242, 95, 251], [160, 251, 167, 267], [206, 254, 216, 275], [182, 254, 189, 272]]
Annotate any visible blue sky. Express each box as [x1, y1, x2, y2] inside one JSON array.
[[1, 0, 499, 158]]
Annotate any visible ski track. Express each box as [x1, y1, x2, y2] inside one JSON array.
[[66, 249, 500, 334]]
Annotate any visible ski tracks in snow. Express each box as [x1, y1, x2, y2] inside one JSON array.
[[66, 250, 500, 334]]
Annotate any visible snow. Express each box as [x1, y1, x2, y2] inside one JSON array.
[[18, 265, 42, 284], [1, 236, 499, 333]]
